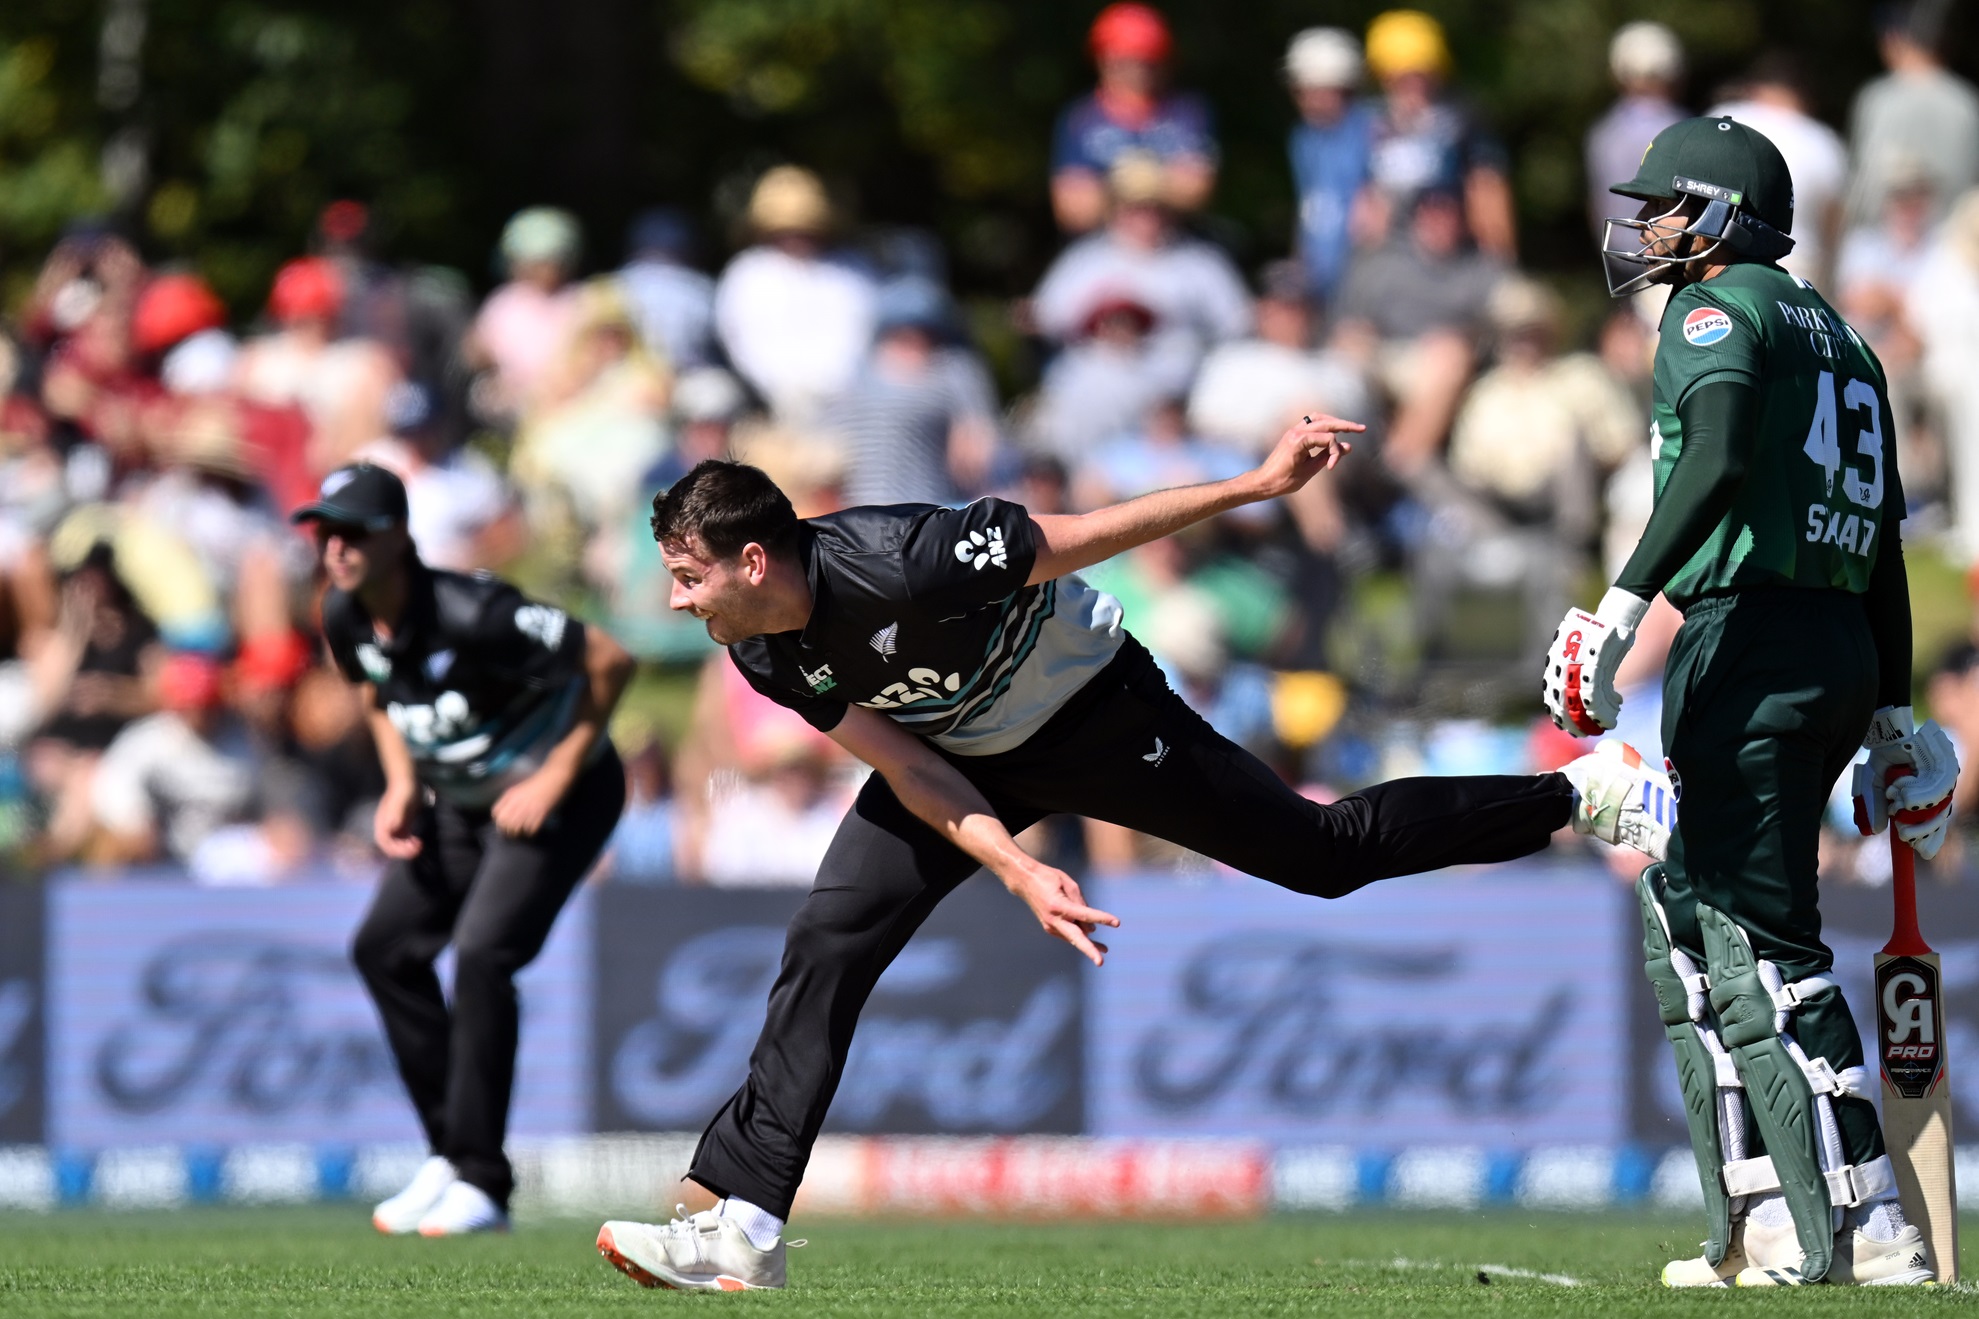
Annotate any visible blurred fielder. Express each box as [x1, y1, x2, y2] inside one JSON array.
[[298, 463, 634, 1236]]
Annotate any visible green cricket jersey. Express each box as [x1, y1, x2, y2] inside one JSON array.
[[1648, 262, 1903, 610]]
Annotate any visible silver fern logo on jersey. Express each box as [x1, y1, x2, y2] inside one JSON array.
[[954, 528, 1007, 571], [869, 622, 899, 660], [513, 604, 567, 650]]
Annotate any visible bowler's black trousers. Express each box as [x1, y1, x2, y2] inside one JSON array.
[[689, 639, 1571, 1218], [352, 746, 624, 1208]]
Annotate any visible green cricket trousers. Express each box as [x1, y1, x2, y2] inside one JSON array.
[[1658, 587, 1882, 1162]]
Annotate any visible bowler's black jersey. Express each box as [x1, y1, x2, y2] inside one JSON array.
[[324, 559, 587, 807], [729, 499, 1124, 756]]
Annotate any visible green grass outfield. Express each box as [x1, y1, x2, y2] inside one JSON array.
[[0, 1208, 1974, 1317]]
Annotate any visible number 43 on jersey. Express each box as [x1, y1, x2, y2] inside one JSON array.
[[1803, 368, 1884, 556]]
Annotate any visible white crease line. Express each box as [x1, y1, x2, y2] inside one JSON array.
[[1477, 1262, 1583, 1288], [1332, 1257, 1583, 1288]]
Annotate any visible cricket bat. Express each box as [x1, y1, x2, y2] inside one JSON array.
[[1877, 766, 1960, 1283]]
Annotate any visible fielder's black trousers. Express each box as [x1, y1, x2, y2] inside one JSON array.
[[689, 639, 1572, 1218], [352, 746, 624, 1208]]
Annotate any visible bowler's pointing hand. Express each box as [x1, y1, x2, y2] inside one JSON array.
[[1252, 414, 1363, 500]]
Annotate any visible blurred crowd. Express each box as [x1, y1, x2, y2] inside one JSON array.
[[1, 3, 1976, 887]]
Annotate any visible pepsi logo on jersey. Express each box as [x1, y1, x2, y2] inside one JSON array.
[[1682, 307, 1733, 346]]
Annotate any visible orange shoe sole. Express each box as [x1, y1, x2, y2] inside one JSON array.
[[598, 1225, 673, 1289], [595, 1225, 752, 1291]]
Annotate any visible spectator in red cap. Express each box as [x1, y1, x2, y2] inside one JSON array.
[[235, 256, 399, 474], [132, 274, 226, 359], [1050, 3, 1218, 233], [88, 649, 261, 867]]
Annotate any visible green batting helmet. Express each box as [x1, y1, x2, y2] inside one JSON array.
[[1599, 116, 1797, 297]]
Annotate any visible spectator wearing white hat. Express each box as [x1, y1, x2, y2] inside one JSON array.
[[1285, 27, 1378, 302], [466, 207, 584, 419], [713, 166, 877, 425], [1584, 22, 1686, 239]]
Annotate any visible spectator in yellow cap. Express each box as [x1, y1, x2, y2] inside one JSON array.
[[1358, 9, 1515, 260]]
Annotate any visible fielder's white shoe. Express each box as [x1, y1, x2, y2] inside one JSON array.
[[1562, 739, 1675, 859], [415, 1179, 509, 1236], [597, 1207, 791, 1290], [371, 1155, 457, 1235]]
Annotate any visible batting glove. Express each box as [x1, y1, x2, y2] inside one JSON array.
[[1542, 587, 1649, 736], [1852, 705, 1959, 859]]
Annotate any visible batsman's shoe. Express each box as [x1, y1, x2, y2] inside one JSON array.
[[1662, 1243, 1746, 1288], [1562, 739, 1675, 859], [1734, 1222, 1933, 1286], [415, 1179, 509, 1236], [371, 1155, 457, 1234], [597, 1208, 789, 1291]]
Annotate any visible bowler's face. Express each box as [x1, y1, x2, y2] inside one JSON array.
[[662, 539, 768, 645]]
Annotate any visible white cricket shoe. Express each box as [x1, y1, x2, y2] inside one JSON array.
[[1662, 1243, 1746, 1288], [371, 1155, 457, 1235], [1562, 739, 1675, 859], [1731, 1199, 1934, 1287], [597, 1207, 790, 1291], [1735, 1227, 1936, 1286], [416, 1179, 509, 1236]]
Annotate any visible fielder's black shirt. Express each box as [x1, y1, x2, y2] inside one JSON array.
[[728, 500, 1125, 755], [324, 558, 587, 807]]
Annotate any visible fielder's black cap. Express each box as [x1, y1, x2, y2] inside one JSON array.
[[290, 462, 408, 531]]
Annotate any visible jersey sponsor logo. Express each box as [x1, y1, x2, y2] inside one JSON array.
[[355, 643, 392, 682], [862, 669, 961, 709], [387, 690, 475, 748], [1681, 307, 1734, 346], [861, 667, 963, 710], [801, 662, 837, 694], [514, 604, 567, 650], [869, 622, 899, 661], [954, 528, 1008, 571]]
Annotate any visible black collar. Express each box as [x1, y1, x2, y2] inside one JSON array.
[[794, 523, 833, 649]]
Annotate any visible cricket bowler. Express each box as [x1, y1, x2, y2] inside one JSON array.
[[1554, 115, 1959, 1286], [593, 418, 1674, 1291]]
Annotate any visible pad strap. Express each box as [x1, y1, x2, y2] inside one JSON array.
[[1708, 1051, 1865, 1098], [1721, 1153, 1896, 1205], [1770, 974, 1836, 1011]]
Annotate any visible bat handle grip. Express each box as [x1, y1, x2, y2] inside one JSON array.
[[1884, 765, 1927, 957]]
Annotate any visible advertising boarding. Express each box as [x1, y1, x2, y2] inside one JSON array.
[[594, 878, 1086, 1135], [46, 876, 591, 1148], [1086, 870, 1634, 1146]]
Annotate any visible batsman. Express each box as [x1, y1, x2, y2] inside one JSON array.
[[1550, 116, 1959, 1287]]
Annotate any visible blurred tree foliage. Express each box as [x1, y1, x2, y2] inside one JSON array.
[[0, 0, 1970, 316]]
